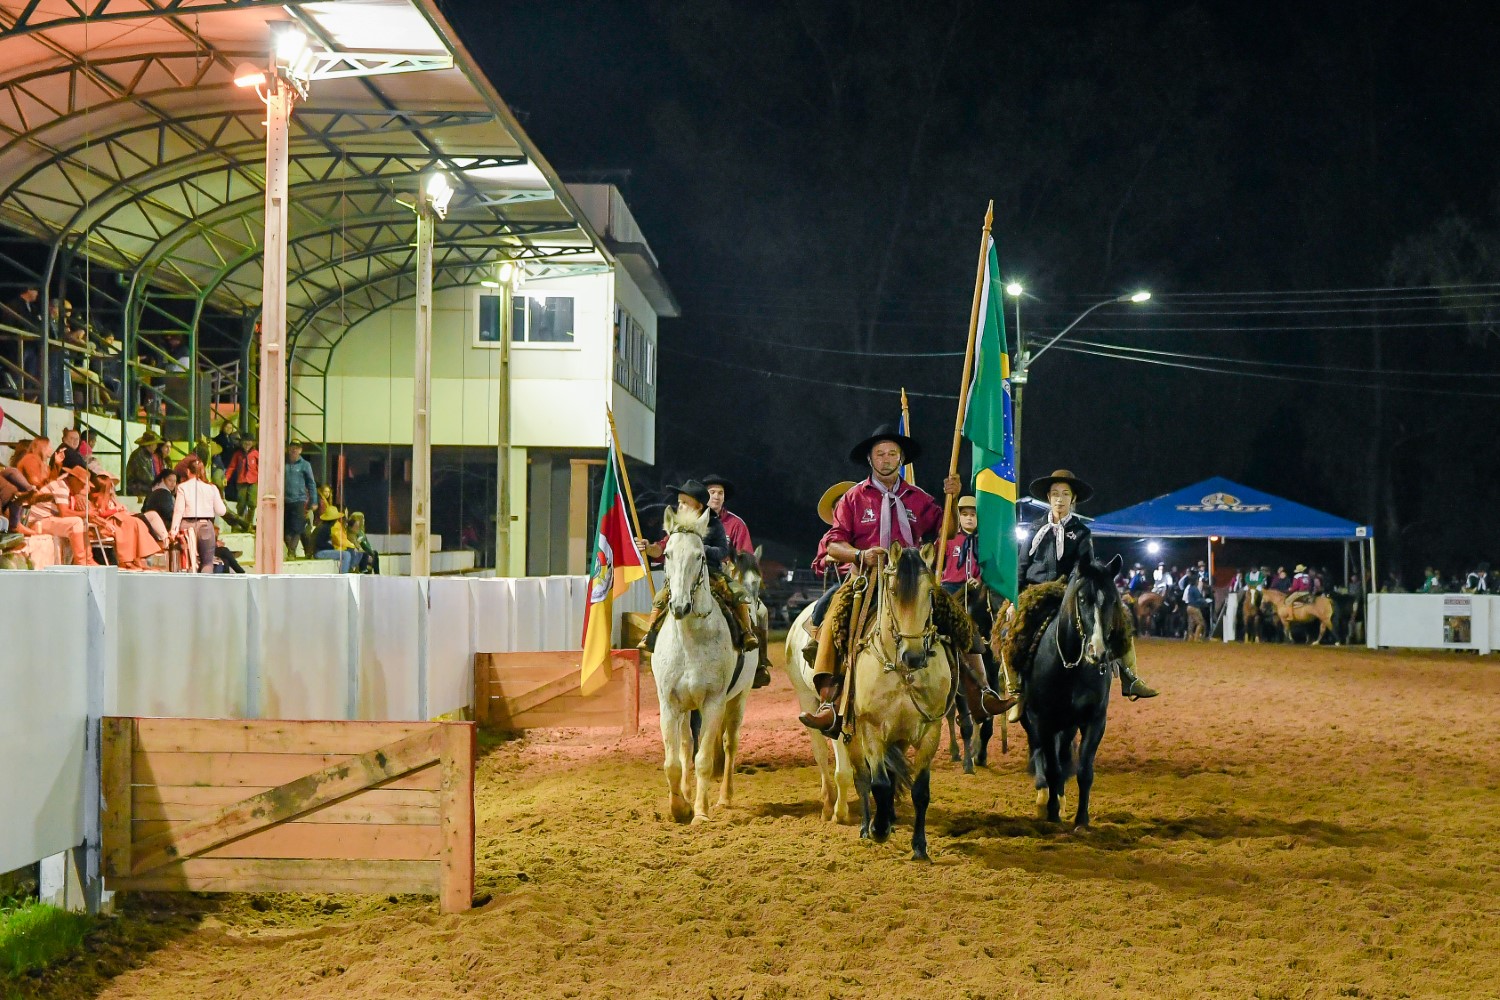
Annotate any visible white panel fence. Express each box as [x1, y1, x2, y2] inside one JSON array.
[[1366, 594, 1499, 655], [0, 566, 636, 906]]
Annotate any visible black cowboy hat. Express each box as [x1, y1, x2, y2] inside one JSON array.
[[1028, 468, 1094, 503], [848, 423, 920, 466], [663, 479, 711, 508], [701, 474, 734, 496]]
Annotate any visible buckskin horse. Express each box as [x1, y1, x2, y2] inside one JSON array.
[[651, 506, 754, 824], [1264, 588, 1339, 645], [850, 543, 954, 860], [1021, 554, 1125, 829]]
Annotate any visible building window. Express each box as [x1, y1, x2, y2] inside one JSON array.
[[477, 293, 503, 343], [612, 303, 656, 407], [512, 293, 576, 344]]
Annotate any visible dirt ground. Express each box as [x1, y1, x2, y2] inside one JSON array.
[[25, 640, 1500, 1000]]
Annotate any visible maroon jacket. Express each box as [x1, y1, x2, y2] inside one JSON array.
[[719, 509, 753, 554], [817, 477, 943, 577]]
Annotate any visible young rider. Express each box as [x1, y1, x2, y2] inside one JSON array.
[[634, 480, 759, 655], [702, 473, 771, 687], [1019, 469, 1158, 700], [940, 495, 982, 594]]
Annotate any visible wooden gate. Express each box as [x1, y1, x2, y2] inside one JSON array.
[[473, 649, 640, 735], [102, 718, 475, 913]]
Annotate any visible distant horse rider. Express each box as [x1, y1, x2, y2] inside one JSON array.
[[1019, 469, 1158, 700], [702, 473, 771, 687], [635, 479, 759, 656], [940, 494, 982, 593], [797, 424, 1011, 735]]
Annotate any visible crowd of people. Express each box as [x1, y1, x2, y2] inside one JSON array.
[[1, 429, 380, 574], [1382, 565, 1496, 595]]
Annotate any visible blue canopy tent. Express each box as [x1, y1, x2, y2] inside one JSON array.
[[1088, 477, 1375, 589]]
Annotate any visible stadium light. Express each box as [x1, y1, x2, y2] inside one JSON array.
[[1127, 290, 1151, 303], [233, 63, 266, 88], [1146, 541, 1162, 555], [1015, 524, 1029, 541], [1005, 281, 1024, 297]]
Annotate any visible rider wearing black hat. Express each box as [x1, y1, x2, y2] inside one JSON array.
[[701, 473, 771, 687], [634, 479, 759, 656], [1020, 468, 1157, 700]]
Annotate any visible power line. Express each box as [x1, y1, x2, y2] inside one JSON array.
[[1066, 337, 1500, 379]]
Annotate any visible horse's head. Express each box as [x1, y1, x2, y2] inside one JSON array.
[[730, 547, 763, 606], [1065, 553, 1124, 663], [662, 505, 709, 619], [883, 542, 937, 671]]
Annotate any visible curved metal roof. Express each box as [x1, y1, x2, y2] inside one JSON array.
[[0, 0, 607, 357]]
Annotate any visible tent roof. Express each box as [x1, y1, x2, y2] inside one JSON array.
[[0, 0, 613, 356], [1088, 477, 1371, 541]]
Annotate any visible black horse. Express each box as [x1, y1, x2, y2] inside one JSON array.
[[947, 582, 1003, 772], [1020, 553, 1123, 829]]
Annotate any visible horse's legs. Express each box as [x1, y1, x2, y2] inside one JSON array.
[[976, 653, 1000, 766], [691, 699, 727, 823], [832, 738, 856, 826], [716, 692, 747, 810], [910, 768, 932, 862], [854, 765, 873, 840], [946, 703, 961, 762], [1043, 734, 1067, 823], [1074, 716, 1108, 830], [807, 729, 835, 821], [659, 706, 691, 824], [958, 699, 976, 775], [870, 764, 895, 844]]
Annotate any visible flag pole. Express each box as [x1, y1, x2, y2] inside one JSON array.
[[900, 387, 915, 484], [606, 406, 655, 597], [936, 201, 994, 580]]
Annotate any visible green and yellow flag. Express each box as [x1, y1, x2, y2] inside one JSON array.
[[961, 237, 1019, 603]]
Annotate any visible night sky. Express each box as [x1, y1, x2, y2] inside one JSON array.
[[450, 0, 1500, 582]]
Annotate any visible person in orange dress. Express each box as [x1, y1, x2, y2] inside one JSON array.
[[88, 470, 161, 569]]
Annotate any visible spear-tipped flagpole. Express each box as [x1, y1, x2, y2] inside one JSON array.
[[936, 201, 994, 581], [606, 406, 656, 598], [900, 387, 915, 484]]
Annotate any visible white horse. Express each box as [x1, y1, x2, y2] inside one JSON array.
[[652, 505, 753, 823], [784, 603, 857, 824]]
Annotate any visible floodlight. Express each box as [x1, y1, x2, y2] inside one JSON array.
[[480, 279, 501, 289], [1005, 282, 1024, 297], [1129, 290, 1151, 303], [1146, 541, 1162, 555], [273, 25, 308, 63], [496, 261, 516, 283], [1014, 524, 1029, 541], [233, 63, 267, 88], [424, 171, 453, 217]]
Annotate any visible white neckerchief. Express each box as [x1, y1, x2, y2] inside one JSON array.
[[869, 475, 915, 548], [1029, 511, 1075, 558]]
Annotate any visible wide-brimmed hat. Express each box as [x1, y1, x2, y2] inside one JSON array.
[[701, 474, 734, 497], [848, 423, 920, 466], [319, 506, 345, 522], [1028, 468, 1094, 503], [818, 481, 857, 525], [1295, 564, 1307, 573], [62, 465, 89, 487], [663, 479, 710, 509], [956, 495, 978, 511], [134, 430, 161, 446]]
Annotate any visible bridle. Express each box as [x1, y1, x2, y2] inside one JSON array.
[[859, 558, 951, 724], [1055, 575, 1111, 673], [667, 526, 711, 619]]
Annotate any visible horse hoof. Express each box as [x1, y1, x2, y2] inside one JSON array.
[[911, 850, 931, 863], [670, 801, 693, 824], [962, 761, 975, 775], [690, 813, 709, 826]]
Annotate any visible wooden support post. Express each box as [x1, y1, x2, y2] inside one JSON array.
[[473, 653, 492, 727], [100, 717, 134, 881], [438, 723, 476, 914], [621, 649, 640, 738]]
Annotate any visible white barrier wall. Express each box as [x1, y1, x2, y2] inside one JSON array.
[[1366, 594, 1496, 654], [0, 566, 620, 883], [0, 571, 91, 874]]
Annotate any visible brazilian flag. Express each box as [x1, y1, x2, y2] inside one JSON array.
[[961, 237, 1018, 603]]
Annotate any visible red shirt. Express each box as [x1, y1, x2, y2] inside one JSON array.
[[719, 509, 753, 554], [941, 531, 981, 586], [818, 477, 943, 576], [228, 448, 259, 485]]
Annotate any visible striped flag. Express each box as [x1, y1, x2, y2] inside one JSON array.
[[961, 237, 1019, 603], [580, 440, 647, 696]]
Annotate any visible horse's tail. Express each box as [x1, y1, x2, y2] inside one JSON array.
[[874, 744, 913, 797]]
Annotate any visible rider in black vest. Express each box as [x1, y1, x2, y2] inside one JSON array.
[[1020, 469, 1158, 700]]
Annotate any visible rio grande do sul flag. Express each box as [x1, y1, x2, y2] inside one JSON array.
[[581, 444, 647, 696]]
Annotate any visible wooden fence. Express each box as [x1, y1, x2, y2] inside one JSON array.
[[102, 718, 475, 913], [473, 649, 640, 735]]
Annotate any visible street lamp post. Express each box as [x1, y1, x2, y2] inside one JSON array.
[[1010, 290, 1150, 482]]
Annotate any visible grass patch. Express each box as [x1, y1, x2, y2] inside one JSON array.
[[0, 901, 92, 981]]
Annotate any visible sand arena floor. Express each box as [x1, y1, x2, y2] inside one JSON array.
[[22, 639, 1500, 1000]]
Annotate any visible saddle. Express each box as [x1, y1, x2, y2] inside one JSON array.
[[822, 571, 974, 671], [1003, 579, 1135, 679]]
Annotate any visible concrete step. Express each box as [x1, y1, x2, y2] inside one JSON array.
[[366, 533, 443, 555], [379, 550, 477, 576]]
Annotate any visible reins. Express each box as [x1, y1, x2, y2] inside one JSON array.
[[1054, 576, 1112, 673], [859, 560, 953, 725], [666, 525, 712, 619]]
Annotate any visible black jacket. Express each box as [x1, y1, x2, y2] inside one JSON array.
[[655, 508, 730, 571], [1019, 516, 1095, 589]]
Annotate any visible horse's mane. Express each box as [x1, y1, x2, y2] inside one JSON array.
[[892, 545, 928, 605], [663, 507, 707, 539]]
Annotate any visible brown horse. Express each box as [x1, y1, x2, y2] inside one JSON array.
[[1133, 591, 1163, 634], [1261, 589, 1339, 645]]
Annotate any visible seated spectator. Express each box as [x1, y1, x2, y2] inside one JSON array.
[[138, 468, 176, 544], [126, 430, 161, 499], [16, 465, 93, 565], [54, 427, 87, 472], [312, 506, 359, 573], [212, 525, 245, 574], [15, 436, 50, 487], [1463, 563, 1490, 594], [1, 461, 30, 531], [88, 471, 161, 570], [347, 511, 380, 575], [1419, 567, 1444, 594]]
